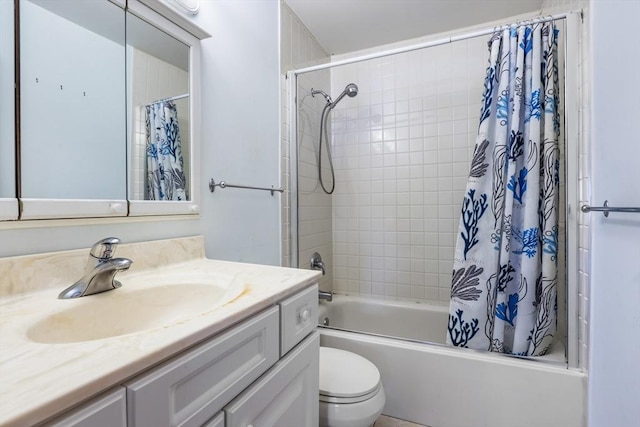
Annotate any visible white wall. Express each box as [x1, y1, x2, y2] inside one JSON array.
[[588, 1, 640, 426], [0, 1, 282, 267], [190, 0, 281, 264]]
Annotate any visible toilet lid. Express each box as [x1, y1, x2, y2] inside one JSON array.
[[319, 347, 381, 399]]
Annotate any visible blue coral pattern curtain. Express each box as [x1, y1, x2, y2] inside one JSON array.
[[447, 22, 560, 356], [145, 100, 187, 201]]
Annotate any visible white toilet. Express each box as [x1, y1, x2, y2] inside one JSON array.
[[319, 347, 386, 427]]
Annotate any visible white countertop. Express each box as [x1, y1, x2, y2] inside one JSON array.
[[0, 236, 320, 426]]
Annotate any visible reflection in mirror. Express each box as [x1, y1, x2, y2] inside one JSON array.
[[126, 13, 190, 201], [0, 0, 15, 200], [19, 0, 126, 200]]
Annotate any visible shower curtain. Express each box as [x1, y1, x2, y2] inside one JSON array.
[[447, 22, 559, 356], [145, 100, 187, 201]]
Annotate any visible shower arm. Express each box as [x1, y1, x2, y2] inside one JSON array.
[[311, 89, 332, 104]]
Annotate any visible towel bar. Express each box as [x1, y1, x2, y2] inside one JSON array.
[[580, 200, 640, 218], [209, 179, 284, 196]]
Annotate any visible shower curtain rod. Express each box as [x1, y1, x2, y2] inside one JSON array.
[[147, 93, 189, 105], [291, 12, 573, 75]]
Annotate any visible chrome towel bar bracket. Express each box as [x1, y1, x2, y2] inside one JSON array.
[[209, 179, 284, 196], [581, 200, 640, 217]]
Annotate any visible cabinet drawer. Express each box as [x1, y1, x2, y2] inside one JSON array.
[[126, 306, 279, 427], [279, 284, 318, 356], [44, 387, 126, 427], [225, 331, 320, 427]]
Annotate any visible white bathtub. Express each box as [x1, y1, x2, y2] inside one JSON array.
[[318, 294, 586, 427]]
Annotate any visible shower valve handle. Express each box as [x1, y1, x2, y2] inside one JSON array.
[[310, 252, 326, 275]]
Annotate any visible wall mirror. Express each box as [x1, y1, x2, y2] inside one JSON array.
[[20, 0, 127, 204], [0, 0, 17, 220], [10, 0, 207, 220], [126, 10, 191, 209]]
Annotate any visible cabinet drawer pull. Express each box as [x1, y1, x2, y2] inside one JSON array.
[[279, 284, 318, 355]]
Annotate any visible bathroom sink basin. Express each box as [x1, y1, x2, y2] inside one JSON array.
[[27, 283, 244, 344]]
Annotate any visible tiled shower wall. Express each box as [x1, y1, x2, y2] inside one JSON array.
[[295, 72, 334, 293], [328, 39, 487, 303], [329, 32, 567, 308], [280, 2, 331, 294], [542, 0, 590, 370]]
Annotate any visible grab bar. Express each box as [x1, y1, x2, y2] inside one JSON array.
[[209, 179, 284, 196], [581, 200, 640, 218]]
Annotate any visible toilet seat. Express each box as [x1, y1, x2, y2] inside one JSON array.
[[319, 347, 382, 404]]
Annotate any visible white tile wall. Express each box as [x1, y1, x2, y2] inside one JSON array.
[[294, 71, 333, 292], [280, 2, 330, 293], [326, 28, 568, 312], [280, 2, 330, 73], [130, 48, 189, 199], [328, 39, 487, 303], [542, 0, 590, 370]]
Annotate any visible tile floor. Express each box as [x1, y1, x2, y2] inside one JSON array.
[[374, 414, 429, 427]]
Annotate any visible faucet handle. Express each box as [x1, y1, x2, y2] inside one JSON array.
[[89, 237, 121, 260], [310, 252, 326, 276]]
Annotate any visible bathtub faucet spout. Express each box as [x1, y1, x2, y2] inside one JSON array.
[[319, 290, 333, 302]]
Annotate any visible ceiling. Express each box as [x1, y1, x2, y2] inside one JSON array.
[[284, 0, 544, 55]]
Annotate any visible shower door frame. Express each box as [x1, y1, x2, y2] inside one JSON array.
[[287, 11, 582, 369]]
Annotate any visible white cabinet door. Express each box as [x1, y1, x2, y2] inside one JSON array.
[[225, 331, 319, 427], [43, 388, 126, 427], [203, 412, 225, 427], [126, 306, 280, 427]]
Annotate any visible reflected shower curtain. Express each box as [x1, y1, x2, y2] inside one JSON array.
[[145, 100, 187, 200], [447, 22, 560, 356]]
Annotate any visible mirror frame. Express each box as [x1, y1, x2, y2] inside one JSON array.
[[7, 0, 209, 221], [0, 200, 19, 221]]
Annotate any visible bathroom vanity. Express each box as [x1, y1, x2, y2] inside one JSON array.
[[0, 236, 321, 426]]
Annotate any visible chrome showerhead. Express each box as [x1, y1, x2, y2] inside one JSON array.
[[330, 83, 358, 108], [344, 83, 358, 97]]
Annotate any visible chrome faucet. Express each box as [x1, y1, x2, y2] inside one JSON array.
[[58, 237, 133, 299], [318, 290, 333, 302], [310, 252, 326, 276]]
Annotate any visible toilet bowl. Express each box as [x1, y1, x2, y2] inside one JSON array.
[[319, 347, 386, 427]]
